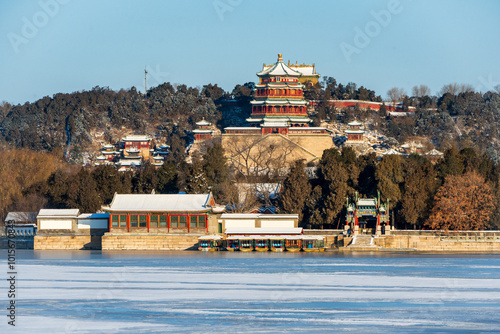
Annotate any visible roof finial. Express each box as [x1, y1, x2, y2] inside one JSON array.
[[277, 53, 283, 62]]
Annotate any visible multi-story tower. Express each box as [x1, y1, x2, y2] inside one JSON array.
[[248, 53, 312, 134], [222, 53, 333, 167]]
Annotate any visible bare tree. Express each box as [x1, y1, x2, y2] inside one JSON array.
[[439, 83, 460, 96], [459, 84, 474, 94], [411, 85, 431, 98], [222, 133, 299, 211], [224, 135, 297, 182], [387, 87, 407, 108], [439, 83, 475, 96]]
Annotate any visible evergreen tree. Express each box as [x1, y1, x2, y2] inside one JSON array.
[[438, 148, 464, 178], [401, 155, 438, 229], [278, 160, 311, 221], [375, 154, 404, 210], [185, 154, 209, 194], [357, 153, 378, 197], [132, 161, 159, 194], [303, 185, 324, 228], [67, 168, 101, 213], [156, 162, 178, 194], [318, 149, 351, 227], [202, 143, 232, 201], [91, 165, 124, 204]]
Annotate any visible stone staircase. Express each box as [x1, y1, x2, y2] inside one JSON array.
[[348, 234, 378, 250]]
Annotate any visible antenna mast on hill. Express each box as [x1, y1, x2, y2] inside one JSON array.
[[144, 67, 148, 97]]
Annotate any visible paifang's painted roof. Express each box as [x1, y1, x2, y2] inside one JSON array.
[[357, 199, 377, 206], [102, 193, 213, 212]]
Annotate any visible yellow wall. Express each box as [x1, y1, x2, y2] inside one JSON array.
[[222, 133, 334, 170]]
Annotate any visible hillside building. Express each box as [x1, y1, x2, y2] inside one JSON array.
[[222, 54, 334, 167], [344, 120, 365, 143], [193, 119, 214, 141]]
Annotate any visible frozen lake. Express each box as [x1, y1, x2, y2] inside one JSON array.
[[1, 250, 500, 333]]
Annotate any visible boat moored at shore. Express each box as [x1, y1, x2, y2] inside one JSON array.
[[198, 235, 223, 251], [302, 236, 326, 252]]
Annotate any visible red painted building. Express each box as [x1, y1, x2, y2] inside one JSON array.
[[122, 135, 152, 150], [102, 193, 220, 234], [248, 53, 312, 133], [193, 119, 214, 141], [345, 120, 365, 142], [308, 99, 416, 113]]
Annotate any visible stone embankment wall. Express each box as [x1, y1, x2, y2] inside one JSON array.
[[101, 234, 201, 250], [34, 235, 101, 250], [374, 233, 500, 251]]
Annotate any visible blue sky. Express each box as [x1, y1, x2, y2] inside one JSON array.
[[1, 0, 499, 105]]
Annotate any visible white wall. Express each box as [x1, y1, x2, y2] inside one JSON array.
[[39, 220, 73, 230], [78, 219, 108, 229], [261, 220, 295, 229], [224, 219, 255, 229]]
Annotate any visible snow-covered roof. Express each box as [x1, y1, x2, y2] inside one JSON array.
[[261, 63, 319, 77], [224, 127, 261, 131], [122, 135, 151, 142], [258, 117, 289, 122], [402, 142, 424, 148], [255, 83, 304, 89], [288, 65, 318, 76], [220, 213, 298, 219], [192, 129, 213, 134], [117, 160, 141, 166], [426, 149, 444, 156], [389, 111, 413, 117], [225, 227, 303, 235], [250, 99, 307, 106], [126, 147, 141, 153], [348, 120, 363, 126], [102, 193, 214, 213], [261, 123, 289, 127], [227, 236, 255, 240], [289, 127, 326, 131], [288, 118, 312, 122], [257, 54, 302, 77], [345, 129, 365, 134], [198, 235, 222, 240], [196, 119, 211, 126], [383, 149, 402, 155], [37, 209, 80, 218], [5, 212, 37, 223]]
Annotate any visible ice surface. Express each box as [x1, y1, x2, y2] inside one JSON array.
[[1, 251, 499, 333]]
